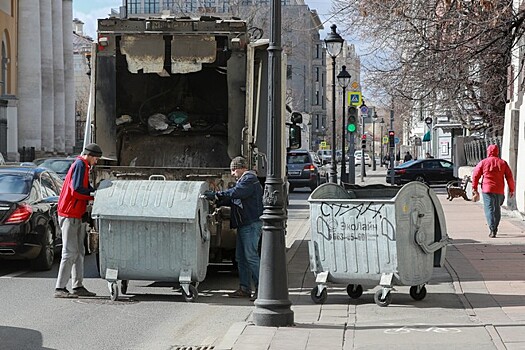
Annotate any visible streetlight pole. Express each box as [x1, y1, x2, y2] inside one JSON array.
[[372, 111, 377, 171], [379, 117, 385, 167], [337, 65, 351, 184], [253, 0, 293, 327], [324, 25, 344, 183]]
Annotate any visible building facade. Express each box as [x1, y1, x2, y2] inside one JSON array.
[[73, 19, 93, 152], [0, 0, 17, 160], [502, 0, 525, 214], [0, 0, 76, 161]]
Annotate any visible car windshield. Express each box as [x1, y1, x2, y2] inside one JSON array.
[[0, 174, 30, 194], [287, 154, 310, 164], [40, 159, 75, 174]]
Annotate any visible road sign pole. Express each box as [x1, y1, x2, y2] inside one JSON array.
[[389, 107, 395, 185]]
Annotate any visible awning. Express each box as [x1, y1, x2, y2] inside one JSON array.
[[422, 131, 431, 142]]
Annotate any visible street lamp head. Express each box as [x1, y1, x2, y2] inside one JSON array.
[[372, 109, 378, 122], [324, 24, 344, 58], [337, 65, 351, 88], [380, 117, 385, 125]]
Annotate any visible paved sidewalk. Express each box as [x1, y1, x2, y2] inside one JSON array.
[[216, 168, 525, 350]]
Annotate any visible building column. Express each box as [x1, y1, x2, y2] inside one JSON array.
[[52, 0, 65, 153], [63, 0, 75, 154], [40, 0, 54, 152], [17, 0, 42, 150]]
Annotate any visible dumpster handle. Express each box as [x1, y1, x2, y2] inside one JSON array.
[[148, 174, 166, 181], [412, 212, 450, 254], [198, 209, 209, 243]]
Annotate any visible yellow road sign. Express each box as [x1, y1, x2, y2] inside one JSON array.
[[348, 91, 362, 106], [351, 81, 359, 90]]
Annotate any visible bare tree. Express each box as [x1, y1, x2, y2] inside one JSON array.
[[330, 0, 525, 131]]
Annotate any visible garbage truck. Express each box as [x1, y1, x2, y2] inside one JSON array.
[[85, 16, 300, 267]]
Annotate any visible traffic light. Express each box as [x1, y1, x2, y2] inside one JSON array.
[[361, 134, 367, 149], [347, 107, 357, 133], [388, 130, 395, 148]]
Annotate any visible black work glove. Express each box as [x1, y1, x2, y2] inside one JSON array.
[[202, 190, 218, 201]]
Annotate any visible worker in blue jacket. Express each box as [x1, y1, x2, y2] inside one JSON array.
[[204, 156, 263, 301]]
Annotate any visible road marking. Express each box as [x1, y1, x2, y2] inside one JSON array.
[[384, 326, 461, 334], [0, 270, 29, 278]]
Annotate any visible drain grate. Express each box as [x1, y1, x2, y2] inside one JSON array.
[[170, 346, 214, 350]]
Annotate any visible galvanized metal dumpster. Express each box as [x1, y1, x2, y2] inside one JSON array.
[[308, 182, 449, 306], [92, 179, 210, 302]]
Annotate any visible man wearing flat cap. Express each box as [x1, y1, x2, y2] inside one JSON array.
[[204, 156, 263, 301], [54, 143, 102, 298]]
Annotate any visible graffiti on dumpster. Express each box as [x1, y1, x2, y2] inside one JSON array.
[[316, 201, 395, 242]]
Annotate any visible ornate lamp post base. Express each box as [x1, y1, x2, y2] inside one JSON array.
[[253, 177, 294, 327]]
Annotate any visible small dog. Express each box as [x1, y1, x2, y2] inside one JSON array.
[[446, 175, 471, 201]]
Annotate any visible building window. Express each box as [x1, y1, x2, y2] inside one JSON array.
[[183, 0, 196, 11], [144, 0, 159, 13], [315, 114, 320, 130], [127, 0, 141, 14], [259, 0, 269, 4], [164, 0, 176, 11], [287, 65, 292, 80], [315, 67, 319, 82], [316, 44, 321, 59], [1, 41, 7, 96]]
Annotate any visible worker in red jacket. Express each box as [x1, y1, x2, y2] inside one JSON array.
[[472, 144, 515, 238], [54, 143, 102, 298]]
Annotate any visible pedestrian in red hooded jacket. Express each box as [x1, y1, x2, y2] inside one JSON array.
[[471, 144, 515, 238], [54, 143, 102, 298]]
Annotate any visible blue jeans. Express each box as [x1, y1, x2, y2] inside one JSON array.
[[482, 192, 505, 232], [236, 220, 262, 292]]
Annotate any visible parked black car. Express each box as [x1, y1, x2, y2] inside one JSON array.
[[0, 166, 63, 270], [32, 157, 76, 180], [386, 158, 457, 185], [286, 150, 321, 192]]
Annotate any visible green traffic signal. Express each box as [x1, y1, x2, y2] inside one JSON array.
[[347, 106, 357, 133], [347, 123, 356, 132]]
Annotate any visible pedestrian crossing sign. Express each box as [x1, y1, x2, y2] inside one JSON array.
[[348, 92, 361, 106]]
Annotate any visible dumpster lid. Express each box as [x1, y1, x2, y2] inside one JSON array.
[[92, 180, 208, 222]]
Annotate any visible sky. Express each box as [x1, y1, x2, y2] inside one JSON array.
[[73, 0, 122, 38], [72, 0, 333, 39]]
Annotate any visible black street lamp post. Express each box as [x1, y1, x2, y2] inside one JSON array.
[[379, 117, 385, 167], [372, 111, 378, 171], [324, 24, 344, 183], [253, 0, 294, 327], [337, 65, 351, 184]]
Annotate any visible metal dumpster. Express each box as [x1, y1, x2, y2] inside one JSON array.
[[308, 182, 449, 307], [92, 179, 210, 302]]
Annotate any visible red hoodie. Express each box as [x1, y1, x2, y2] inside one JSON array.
[[57, 156, 95, 219], [472, 144, 515, 195]]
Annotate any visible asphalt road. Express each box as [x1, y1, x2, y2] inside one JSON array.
[[0, 254, 258, 349]]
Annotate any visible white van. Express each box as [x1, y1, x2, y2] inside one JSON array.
[[317, 149, 332, 164]]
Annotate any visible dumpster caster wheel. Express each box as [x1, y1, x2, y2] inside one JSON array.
[[374, 289, 392, 307], [310, 286, 327, 304], [183, 284, 198, 302], [346, 284, 363, 299], [409, 285, 427, 301], [121, 280, 129, 295], [110, 282, 119, 302]]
